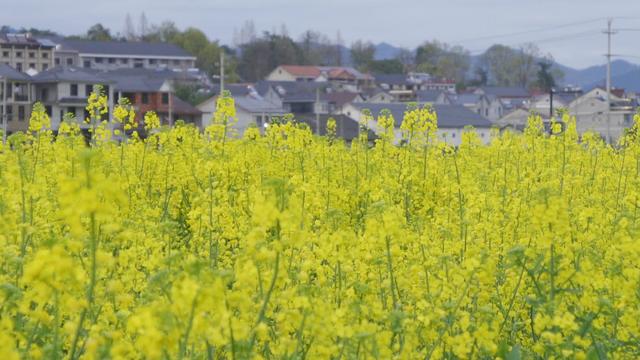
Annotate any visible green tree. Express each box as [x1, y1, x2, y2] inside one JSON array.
[[415, 40, 470, 83], [350, 40, 375, 72], [369, 59, 404, 74], [86, 24, 113, 41], [238, 32, 304, 81]]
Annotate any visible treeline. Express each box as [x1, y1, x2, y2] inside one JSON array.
[[2, 15, 564, 90]]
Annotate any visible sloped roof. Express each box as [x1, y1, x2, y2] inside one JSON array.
[[415, 90, 443, 102], [296, 114, 375, 141], [374, 74, 408, 86], [325, 91, 359, 107], [54, 39, 195, 58], [477, 86, 529, 98], [31, 66, 111, 83], [0, 64, 31, 81], [210, 84, 254, 97], [351, 102, 494, 128], [0, 33, 54, 47], [449, 93, 483, 105], [235, 96, 286, 114], [279, 65, 322, 78], [171, 97, 201, 115]]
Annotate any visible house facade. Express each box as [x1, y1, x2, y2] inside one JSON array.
[[198, 95, 285, 134], [45, 38, 197, 71], [31, 66, 115, 129], [343, 102, 494, 146], [0, 64, 34, 133], [0, 33, 55, 73]]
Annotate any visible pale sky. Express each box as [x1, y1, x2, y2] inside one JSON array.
[[2, 0, 640, 68]]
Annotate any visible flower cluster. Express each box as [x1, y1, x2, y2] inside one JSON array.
[[0, 99, 639, 359]]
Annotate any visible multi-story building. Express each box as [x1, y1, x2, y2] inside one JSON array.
[[31, 66, 115, 129], [0, 64, 34, 133], [46, 38, 197, 71], [0, 33, 55, 73]]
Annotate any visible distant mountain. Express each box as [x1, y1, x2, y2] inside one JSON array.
[[557, 59, 640, 88], [374, 42, 405, 60]]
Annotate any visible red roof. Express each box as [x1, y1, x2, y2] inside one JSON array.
[[280, 65, 322, 77]]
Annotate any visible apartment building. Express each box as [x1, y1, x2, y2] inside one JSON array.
[[0, 33, 55, 73]]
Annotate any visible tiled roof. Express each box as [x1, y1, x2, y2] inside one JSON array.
[[0, 64, 31, 81], [280, 65, 322, 78], [477, 86, 529, 98], [351, 102, 494, 128], [296, 114, 375, 141], [31, 66, 111, 83], [54, 39, 195, 58]]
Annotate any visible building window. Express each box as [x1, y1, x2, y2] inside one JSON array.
[[16, 51, 22, 57], [18, 106, 25, 121], [45, 105, 52, 116], [134, 59, 144, 68], [120, 58, 128, 64], [55, 58, 60, 65], [141, 93, 149, 104], [29, 63, 36, 69], [6, 105, 12, 120], [66, 58, 73, 66], [40, 88, 48, 101], [42, 52, 49, 59], [71, 84, 78, 97], [162, 93, 169, 105], [83, 60, 91, 68], [95, 58, 103, 64], [173, 60, 180, 65], [86, 84, 93, 96], [108, 58, 116, 64], [67, 107, 75, 116], [42, 64, 48, 71], [2, 51, 9, 57], [29, 52, 35, 58], [149, 59, 156, 65], [16, 63, 22, 71]]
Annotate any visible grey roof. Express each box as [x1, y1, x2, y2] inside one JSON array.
[[0, 33, 54, 47], [102, 68, 195, 92], [235, 96, 285, 114], [374, 74, 408, 86], [255, 80, 329, 103], [352, 102, 494, 128], [450, 93, 483, 105], [296, 114, 375, 141], [0, 64, 31, 81], [415, 90, 444, 102], [211, 84, 254, 97], [31, 66, 111, 83], [477, 86, 529, 98], [54, 39, 194, 58]]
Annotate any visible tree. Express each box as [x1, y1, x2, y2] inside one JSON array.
[[86, 24, 113, 41], [299, 30, 336, 66], [350, 40, 375, 72], [480, 43, 545, 88], [144, 21, 179, 42], [124, 13, 136, 41], [139, 12, 149, 39], [238, 32, 304, 81], [369, 59, 404, 74], [396, 48, 415, 72], [415, 40, 470, 83]]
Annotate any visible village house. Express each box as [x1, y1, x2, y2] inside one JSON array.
[[343, 102, 494, 146], [197, 94, 285, 133], [107, 68, 202, 127], [30, 66, 115, 130], [0, 63, 33, 133], [0, 33, 55, 73], [42, 37, 197, 71], [567, 87, 635, 142], [265, 65, 373, 92]]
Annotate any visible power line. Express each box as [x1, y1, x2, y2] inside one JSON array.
[[466, 29, 601, 54], [450, 17, 605, 45]]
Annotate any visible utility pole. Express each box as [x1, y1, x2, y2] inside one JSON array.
[[219, 51, 225, 95], [315, 86, 320, 135], [604, 18, 616, 144], [1, 77, 6, 144]]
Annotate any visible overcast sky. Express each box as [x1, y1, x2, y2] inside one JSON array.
[[3, 0, 640, 68]]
